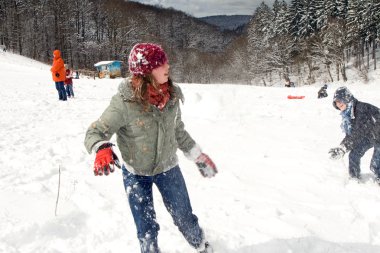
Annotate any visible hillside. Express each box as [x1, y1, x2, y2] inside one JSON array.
[[124, 1, 238, 52], [1, 51, 380, 253], [0, 0, 238, 77], [199, 15, 251, 32]]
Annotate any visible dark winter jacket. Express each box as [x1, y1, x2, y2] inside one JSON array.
[[84, 78, 198, 176], [317, 85, 328, 98], [333, 87, 380, 151], [285, 81, 295, 88]]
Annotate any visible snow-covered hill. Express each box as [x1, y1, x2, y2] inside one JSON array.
[[1, 51, 380, 253], [199, 15, 251, 32]]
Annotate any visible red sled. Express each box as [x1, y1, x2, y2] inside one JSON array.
[[287, 95, 305, 99]]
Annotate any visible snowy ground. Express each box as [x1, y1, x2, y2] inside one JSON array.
[[1, 51, 380, 253]]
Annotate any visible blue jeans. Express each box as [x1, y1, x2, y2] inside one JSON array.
[[122, 165, 204, 253], [55, 81, 67, 100], [348, 139, 380, 178], [65, 84, 74, 97]]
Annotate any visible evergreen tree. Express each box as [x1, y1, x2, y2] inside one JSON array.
[[346, 0, 364, 69], [266, 0, 293, 78], [288, 0, 304, 38], [246, 2, 273, 84], [361, 0, 380, 69], [298, 0, 318, 37], [272, 0, 289, 37]]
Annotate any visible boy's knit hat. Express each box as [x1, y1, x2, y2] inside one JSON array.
[[333, 86, 354, 110], [128, 43, 167, 75]]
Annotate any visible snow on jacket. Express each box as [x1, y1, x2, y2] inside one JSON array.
[[340, 100, 380, 150], [334, 99, 380, 152], [333, 87, 380, 150], [65, 69, 73, 85], [50, 50, 66, 82], [84, 78, 198, 176]]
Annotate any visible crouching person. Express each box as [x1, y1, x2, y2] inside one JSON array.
[[329, 87, 380, 181], [84, 43, 217, 253], [317, 84, 328, 99]]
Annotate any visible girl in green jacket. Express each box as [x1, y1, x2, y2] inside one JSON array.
[[84, 43, 217, 253]]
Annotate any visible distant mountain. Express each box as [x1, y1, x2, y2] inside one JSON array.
[[123, 2, 238, 53], [199, 15, 251, 32]]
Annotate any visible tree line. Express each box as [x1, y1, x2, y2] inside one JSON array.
[[0, 0, 235, 82], [0, 0, 379, 85], [245, 0, 380, 85]]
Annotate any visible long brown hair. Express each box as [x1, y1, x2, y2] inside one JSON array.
[[130, 74, 173, 110]]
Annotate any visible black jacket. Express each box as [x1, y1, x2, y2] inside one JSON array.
[[341, 100, 380, 150], [317, 87, 328, 98]]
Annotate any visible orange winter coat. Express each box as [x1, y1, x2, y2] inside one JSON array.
[[50, 50, 66, 82]]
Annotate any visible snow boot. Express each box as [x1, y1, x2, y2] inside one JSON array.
[[198, 242, 213, 253]]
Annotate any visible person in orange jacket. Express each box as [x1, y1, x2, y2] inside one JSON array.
[[50, 50, 67, 101]]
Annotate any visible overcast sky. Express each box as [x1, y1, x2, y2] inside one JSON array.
[[131, 0, 279, 17]]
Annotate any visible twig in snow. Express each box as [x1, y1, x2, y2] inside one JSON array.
[[55, 165, 61, 216]]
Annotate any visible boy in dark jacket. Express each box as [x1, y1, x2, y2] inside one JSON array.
[[329, 87, 380, 180], [284, 77, 295, 88], [317, 84, 328, 99]]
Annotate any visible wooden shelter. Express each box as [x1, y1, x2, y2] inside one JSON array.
[[94, 61, 123, 78]]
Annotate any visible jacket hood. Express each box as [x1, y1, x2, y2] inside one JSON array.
[[333, 86, 355, 110], [53, 50, 61, 59], [118, 78, 135, 101]]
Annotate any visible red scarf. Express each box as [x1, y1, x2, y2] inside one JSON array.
[[147, 82, 170, 110]]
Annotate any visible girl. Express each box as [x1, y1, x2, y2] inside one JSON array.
[[84, 43, 217, 253]]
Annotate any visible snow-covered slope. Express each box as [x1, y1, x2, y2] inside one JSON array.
[[1, 51, 380, 253], [199, 15, 251, 32]]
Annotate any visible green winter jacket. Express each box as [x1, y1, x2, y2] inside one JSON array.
[[84, 78, 197, 176]]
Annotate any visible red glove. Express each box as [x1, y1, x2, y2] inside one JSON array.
[[195, 153, 218, 178], [94, 143, 120, 176]]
